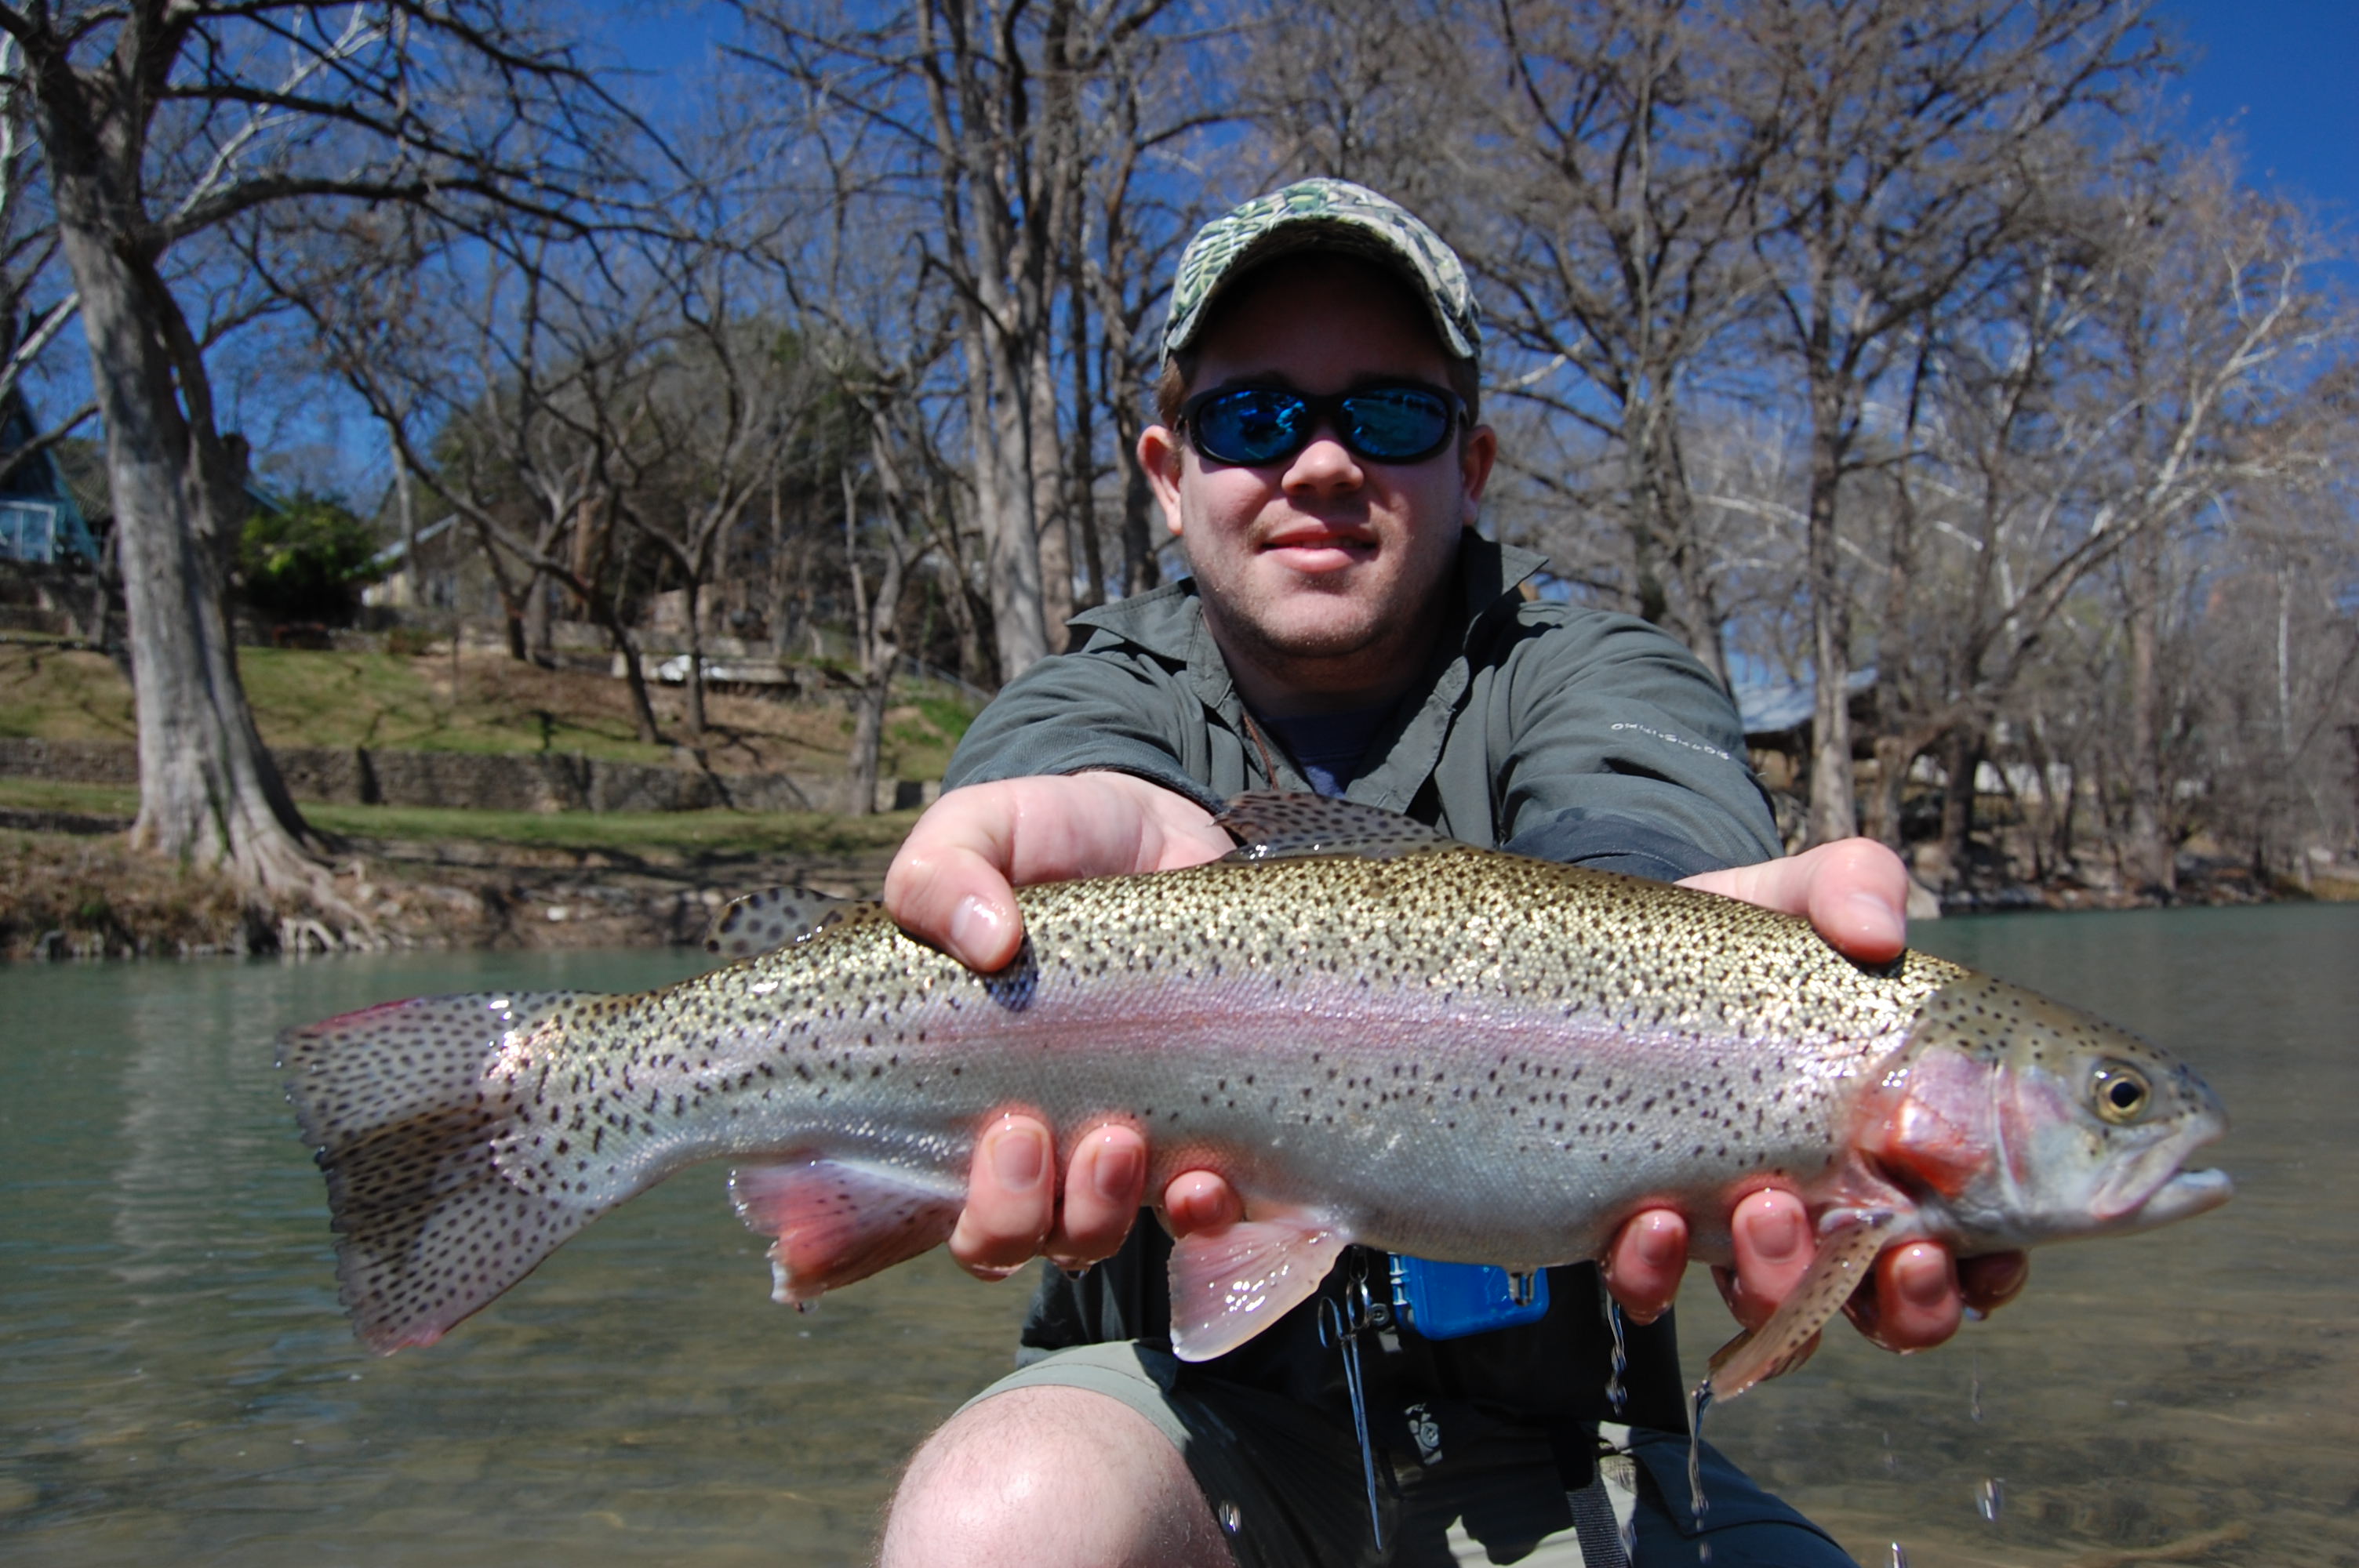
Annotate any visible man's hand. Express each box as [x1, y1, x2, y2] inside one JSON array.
[[884, 774, 1233, 974], [884, 775, 1231, 1274]]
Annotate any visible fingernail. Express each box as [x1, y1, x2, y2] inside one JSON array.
[[1977, 1252, 2030, 1305], [1634, 1216, 1681, 1269], [991, 1123, 1045, 1189], [1899, 1246, 1951, 1308], [950, 895, 1003, 960], [1848, 892, 1904, 949], [1755, 1203, 1807, 1262], [1092, 1137, 1143, 1203]]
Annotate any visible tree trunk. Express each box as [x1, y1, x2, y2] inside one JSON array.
[[681, 577, 709, 741], [965, 318, 1049, 681], [1804, 401, 1858, 845], [1623, 398, 1673, 628], [847, 673, 890, 817], [607, 615, 665, 746], [2124, 532, 2175, 895], [524, 567, 554, 666], [1027, 328, 1074, 648], [1863, 731, 1913, 851], [842, 454, 908, 816], [49, 178, 330, 902], [1936, 724, 1979, 891]]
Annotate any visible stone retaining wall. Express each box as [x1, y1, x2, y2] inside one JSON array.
[[0, 736, 934, 815]]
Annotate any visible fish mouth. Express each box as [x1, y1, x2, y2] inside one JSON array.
[[2114, 1167, 2234, 1231], [2088, 1109, 2230, 1225]]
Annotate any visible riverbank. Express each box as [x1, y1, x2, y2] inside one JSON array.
[[0, 636, 955, 958], [5, 796, 2349, 961], [0, 800, 914, 959]]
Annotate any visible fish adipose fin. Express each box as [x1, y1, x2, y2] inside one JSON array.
[[706, 887, 864, 960], [1167, 1210, 1350, 1361], [279, 992, 609, 1353], [1216, 791, 1461, 863], [1703, 1207, 1901, 1401], [729, 1157, 964, 1303]]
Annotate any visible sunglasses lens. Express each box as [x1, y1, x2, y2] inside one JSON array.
[[1342, 388, 1455, 460], [1193, 388, 1309, 465], [1187, 385, 1459, 465]]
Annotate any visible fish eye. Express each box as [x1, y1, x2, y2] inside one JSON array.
[[2092, 1060, 2152, 1125]]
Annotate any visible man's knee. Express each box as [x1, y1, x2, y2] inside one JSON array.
[[878, 1385, 1234, 1568]]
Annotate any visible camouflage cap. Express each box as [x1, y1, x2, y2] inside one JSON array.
[[1163, 178, 1481, 364]]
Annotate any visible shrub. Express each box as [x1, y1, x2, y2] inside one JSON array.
[[239, 492, 383, 626]]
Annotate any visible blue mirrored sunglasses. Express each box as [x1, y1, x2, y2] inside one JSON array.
[[1180, 383, 1467, 467]]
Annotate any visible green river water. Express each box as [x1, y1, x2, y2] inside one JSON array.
[[2, 903, 2353, 1566]]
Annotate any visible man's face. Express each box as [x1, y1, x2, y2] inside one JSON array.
[[1140, 256, 1496, 714]]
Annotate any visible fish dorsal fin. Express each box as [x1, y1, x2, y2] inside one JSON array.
[[1216, 790, 1459, 863], [1702, 1206, 1903, 1401], [706, 887, 859, 959]]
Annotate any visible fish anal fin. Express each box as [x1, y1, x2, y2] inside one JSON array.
[[1216, 791, 1459, 863], [729, 1157, 963, 1304], [1167, 1210, 1349, 1362], [705, 887, 863, 960], [1704, 1207, 1903, 1401]]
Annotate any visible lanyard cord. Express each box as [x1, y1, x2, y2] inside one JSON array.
[[1316, 1256, 1387, 1551]]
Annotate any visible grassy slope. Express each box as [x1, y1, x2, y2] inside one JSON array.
[[0, 639, 968, 953], [0, 639, 971, 780], [0, 777, 921, 858]]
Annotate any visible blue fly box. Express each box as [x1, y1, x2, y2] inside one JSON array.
[[1387, 1255, 1550, 1340]]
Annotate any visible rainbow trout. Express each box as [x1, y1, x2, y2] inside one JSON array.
[[282, 797, 2229, 1395]]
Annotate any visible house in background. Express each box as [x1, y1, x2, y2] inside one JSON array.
[[0, 396, 100, 567]]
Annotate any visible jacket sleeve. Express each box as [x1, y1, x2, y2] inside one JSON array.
[[941, 644, 1227, 815], [1486, 607, 1780, 876]]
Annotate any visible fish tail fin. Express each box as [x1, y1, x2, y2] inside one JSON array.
[[280, 990, 615, 1353]]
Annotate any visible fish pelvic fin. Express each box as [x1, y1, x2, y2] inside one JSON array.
[[280, 991, 616, 1353], [1703, 1207, 1902, 1402], [1168, 1210, 1350, 1362], [730, 1156, 964, 1303]]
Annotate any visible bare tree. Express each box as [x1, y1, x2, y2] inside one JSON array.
[[1473, 0, 1789, 685], [1730, 0, 2155, 844], [0, 36, 89, 470], [2, 0, 638, 913], [603, 240, 823, 741], [278, 217, 680, 745], [2077, 162, 2350, 891], [738, 0, 1237, 684]]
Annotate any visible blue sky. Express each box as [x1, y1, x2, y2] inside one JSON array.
[[131, 1, 2359, 501], [2163, 0, 2358, 227]]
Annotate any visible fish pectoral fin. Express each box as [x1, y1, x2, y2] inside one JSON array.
[[705, 887, 867, 960], [1215, 791, 1463, 862], [1166, 1210, 1350, 1362], [1703, 1207, 1903, 1402], [729, 1157, 964, 1305]]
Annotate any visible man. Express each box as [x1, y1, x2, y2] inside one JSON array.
[[875, 180, 2023, 1566]]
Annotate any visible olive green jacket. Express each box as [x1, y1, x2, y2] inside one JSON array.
[[945, 533, 1778, 874]]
